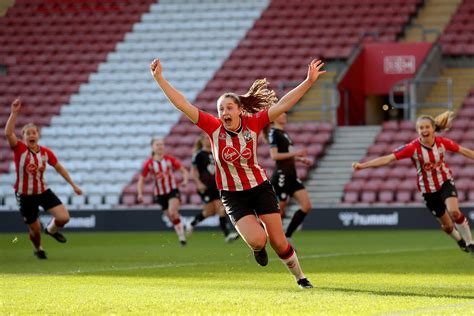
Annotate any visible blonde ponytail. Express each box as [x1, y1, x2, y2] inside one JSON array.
[[416, 111, 455, 132]]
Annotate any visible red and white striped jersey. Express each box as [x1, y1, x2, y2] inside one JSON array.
[[196, 110, 269, 191], [12, 141, 58, 195], [393, 137, 460, 193], [141, 154, 182, 196]]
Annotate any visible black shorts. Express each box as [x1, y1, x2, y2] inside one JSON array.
[[422, 180, 458, 218], [270, 170, 305, 201], [198, 186, 220, 204], [154, 189, 180, 211], [220, 180, 280, 224], [16, 189, 62, 224]]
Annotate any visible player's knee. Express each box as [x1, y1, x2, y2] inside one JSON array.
[[301, 201, 312, 212], [449, 209, 462, 221], [248, 234, 267, 251], [55, 214, 70, 226], [441, 223, 454, 234]]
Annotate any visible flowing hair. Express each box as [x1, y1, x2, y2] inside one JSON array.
[[217, 78, 278, 115], [416, 111, 455, 132], [150, 137, 163, 156]]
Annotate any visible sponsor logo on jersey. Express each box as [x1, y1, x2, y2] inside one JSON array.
[[222, 146, 252, 163]]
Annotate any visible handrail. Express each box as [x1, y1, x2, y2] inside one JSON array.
[[278, 81, 340, 123], [409, 24, 441, 42], [389, 77, 453, 120]]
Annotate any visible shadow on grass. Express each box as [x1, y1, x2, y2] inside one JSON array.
[[316, 286, 474, 300]]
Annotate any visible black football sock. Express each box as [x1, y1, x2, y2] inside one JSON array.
[[286, 210, 307, 238]]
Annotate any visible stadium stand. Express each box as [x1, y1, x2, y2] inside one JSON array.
[[0, 0, 426, 209], [439, 0, 474, 56], [0, 0, 273, 209], [0, 0, 156, 208]]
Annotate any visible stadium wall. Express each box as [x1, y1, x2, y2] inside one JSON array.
[[1, 207, 474, 232]]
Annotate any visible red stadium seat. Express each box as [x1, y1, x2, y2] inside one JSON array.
[[343, 191, 359, 203], [360, 191, 377, 204]]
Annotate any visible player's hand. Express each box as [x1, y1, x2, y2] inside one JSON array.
[[150, 58, 163, 80], [352, 162, 363, 171], [299, 157, 312, 166], [306, 59, 326, 84], [11, 98, 21, 113], [72, 184, 83, 195], [197, 183, 207, 193], [295, 148, 307, 157]]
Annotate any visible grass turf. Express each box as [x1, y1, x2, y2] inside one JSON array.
[[1, 230, 473, 315]]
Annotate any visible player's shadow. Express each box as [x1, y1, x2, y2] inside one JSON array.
[[316, 286, 474, 300]]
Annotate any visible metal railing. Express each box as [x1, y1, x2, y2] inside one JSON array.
[[389, 77, 453, 120], [279, 81, 340, 124]]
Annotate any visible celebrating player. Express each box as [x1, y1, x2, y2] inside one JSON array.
[[4, 98, 83, 259], [352, 112, 474, 256], [137, 138, 189, 246], [150, 57, 326, 288]]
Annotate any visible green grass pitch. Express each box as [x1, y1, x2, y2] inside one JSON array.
[[1, 230, 473, 315]]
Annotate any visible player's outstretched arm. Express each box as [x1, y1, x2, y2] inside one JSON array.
[[54, 162, 82, 195], [150, 58, 199, 123], [269, 147, 307, 161], [268, 59, 325, 122], [458, 146, 474, 160], [5, 98, 21, 148], [352, 154, 396, 171]]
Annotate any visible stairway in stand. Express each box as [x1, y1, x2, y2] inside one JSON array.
[[306, 125, 381, 206]]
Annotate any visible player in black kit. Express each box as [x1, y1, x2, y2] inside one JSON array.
[[266, 112, 313, 239], [187, 134, 239, 242]]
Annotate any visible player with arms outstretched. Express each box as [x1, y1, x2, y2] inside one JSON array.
[[150, 57, 326, 288]]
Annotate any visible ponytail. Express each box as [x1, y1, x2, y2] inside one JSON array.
[[416, 111, 454, 132], [217, 78, 278, 115]]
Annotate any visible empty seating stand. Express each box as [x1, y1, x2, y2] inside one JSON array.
[[439, 0, 474, 56]]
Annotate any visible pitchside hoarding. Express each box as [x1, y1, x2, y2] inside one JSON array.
[[1, 207, 473, 232]]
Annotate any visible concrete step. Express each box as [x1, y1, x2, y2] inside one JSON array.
[[309, 170, 353, 177], [311, 174, 353, 181], [310, 191, 344, 198], [308, 185, 348, 192], [329, 142, 373, 148], [328, 148, 368, 154]]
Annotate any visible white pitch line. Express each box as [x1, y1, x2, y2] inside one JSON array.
[[8, 246, 454, 277]]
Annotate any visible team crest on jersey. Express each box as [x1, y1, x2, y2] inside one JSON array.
[[243, 129, 252, 142], [218, 132, 227, 140], [154, 171, 164, 179], [26, 162, 44, 175]]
